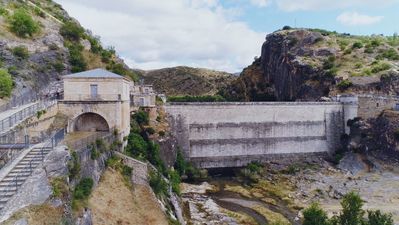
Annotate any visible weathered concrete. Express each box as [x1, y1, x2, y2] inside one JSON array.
[[165, 102, 346, 168]]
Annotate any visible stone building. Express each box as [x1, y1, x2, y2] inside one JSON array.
[[337, 94, 399, 120], [130, 84, 156, 107], [58, 68, 132, 139]]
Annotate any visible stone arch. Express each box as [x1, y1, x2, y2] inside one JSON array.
[[73, 112, 110, 132]]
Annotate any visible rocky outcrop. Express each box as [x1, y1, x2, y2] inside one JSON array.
[[346, 110, 399, 162], [222, 29, 399, 101], [138, 66, 236, 96]]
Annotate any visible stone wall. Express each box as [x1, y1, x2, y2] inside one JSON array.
[[114, 152, 148, 185], [165, 102, 345, 168]]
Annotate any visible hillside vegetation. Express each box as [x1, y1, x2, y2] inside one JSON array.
[[0, 0, 137, 104], [221, 28, 399, 101], [138, 66, 236, 96]]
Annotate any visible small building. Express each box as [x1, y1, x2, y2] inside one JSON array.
[[59, 68, 132, 138], [130, 84, 156, 107]]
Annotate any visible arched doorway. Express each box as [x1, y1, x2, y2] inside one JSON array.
[[73, 112, 110, 132]]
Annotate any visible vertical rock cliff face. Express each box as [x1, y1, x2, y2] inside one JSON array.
[[222, 29, 335, 101], [260, 30, 334, 101]]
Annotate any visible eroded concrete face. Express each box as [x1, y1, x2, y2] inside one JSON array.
[[165, 102, 345, 168], [74, 112, 109, 132]]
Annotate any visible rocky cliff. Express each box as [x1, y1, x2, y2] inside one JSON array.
[[137, 66, 236, 96], [0, 0, 135, 105], [221, 28, 399, 101]]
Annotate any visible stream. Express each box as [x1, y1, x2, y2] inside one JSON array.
[[182, 172, 300, 225]]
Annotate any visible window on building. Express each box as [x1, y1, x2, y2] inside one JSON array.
[[90, 84, 98, 98], [376, 103, 379, 107]]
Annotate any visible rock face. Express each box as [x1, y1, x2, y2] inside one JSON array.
[[138, 66, 236, 96], [346, 111, 399, 161], [221, 29, 399, 101]]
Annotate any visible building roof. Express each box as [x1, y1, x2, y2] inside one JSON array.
[[63, 68, 124, 79]]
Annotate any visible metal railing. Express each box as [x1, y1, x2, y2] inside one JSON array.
[[0, 91, 39, 113], [66, 132, 114, 151], [0, 99, 57, 134]]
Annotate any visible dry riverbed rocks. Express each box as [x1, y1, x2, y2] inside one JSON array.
[[181, 156, 399, 224]]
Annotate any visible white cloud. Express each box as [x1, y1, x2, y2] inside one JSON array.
[[337, 11, 383, 26], [55, 0, 265, 72], [250, 0, 270, 7], [274, 0, 395, 12]]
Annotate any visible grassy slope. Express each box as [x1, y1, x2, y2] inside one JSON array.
[[89, 169, 168, 225]]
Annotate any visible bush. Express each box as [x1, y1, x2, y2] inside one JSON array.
[[12, 46, 29, 59], [282, 25, 292, 30], [338, 191, 365, 225], [145, 127, 155, 135], [60, 21, 84, 41], [33, 7, 46, 18], [68, 151, 81, 180], [371, 62, 391, 74], [367, 210, 394, 225], [133, 110, 149, 126], [352, 42, 363, 49], [337, 80, 353, 90], [303, 203, 329, 225], [66, 43, 87, 72], [0, 69, 13, 98], [52, 61, 65, 72], [126, 133, 148, 159], [0, 7, 8, 16], [9, 9, 39, 37], [378, 48, 399, 60], [149, 171, 168, 198], [158, 130, 165, 137], [73, 178, 93, 200], [169, 170, 181, 195]]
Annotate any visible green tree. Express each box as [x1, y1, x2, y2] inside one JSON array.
[[339, 191, 365, 225], [126, 133, 148, 159], [0, 69, 13, 98], [133, 110, 149, 126], [303, 203, 329, 225], [174, 149, 186, 176], [367, 210, 394, 225], [9, 9, 39, 37]]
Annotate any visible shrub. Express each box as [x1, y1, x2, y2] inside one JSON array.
[[0, 7, 8, 16], [60, 21, 84, 41], [133, 110, 149, 126], [9, 9, 39, 37], [68, 151, 81, 180], [12, 46, 29, 59], [73, 178, 93, 200], [0, 69, 13, 98], [52, 61, 65, 72], [338, 191, 365, 225], [282, 25, 292, 30], [323, 56, 336, 70], [90, 145, 99, 160], [158, 130, 165, 137], [303, 203, 329, 225], [367, 210, 394, 225], [378, 48, 399, 60], [149, 171, 168, 198], [337, 80, 353, 90], [344, 48, 352, 55], [352, 42, 363, 49], [371, 62, 391, 74], [66, 43, 87, 72], [126, 133, 148, 159], [147, 141, 166, 174], [106, 62, 139, 81], [174, 149, 186, 176], [33, 7, 46, 18], [169, 170, 181, 195], [51, 177, 69, 198]]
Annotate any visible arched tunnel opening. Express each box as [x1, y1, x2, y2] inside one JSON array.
[[73, 112, 110, 132]]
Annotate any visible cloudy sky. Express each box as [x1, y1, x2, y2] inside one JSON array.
[[55, 0, 399, 73]]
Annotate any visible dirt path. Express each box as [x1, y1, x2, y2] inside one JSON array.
[[89, 169, 168, 225]]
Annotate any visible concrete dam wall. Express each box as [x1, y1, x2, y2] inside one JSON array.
[[165, 102, 346, 168]]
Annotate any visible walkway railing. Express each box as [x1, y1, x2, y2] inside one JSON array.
[[66, 132, 115, 151], [0, 99, 57, 134], [0, 128, 65, 170]]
